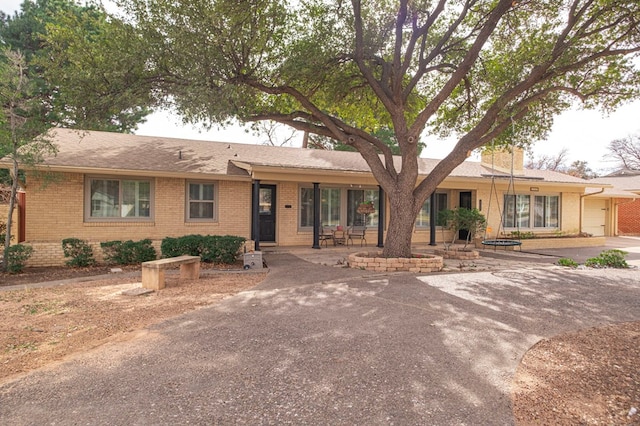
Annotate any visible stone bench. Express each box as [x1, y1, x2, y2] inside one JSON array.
[[141, 255, 201, 290]]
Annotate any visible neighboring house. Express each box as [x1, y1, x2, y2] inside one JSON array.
[[591, 170, 640, 236], [0, 128, 624, 266]]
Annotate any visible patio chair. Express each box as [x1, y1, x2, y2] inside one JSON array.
[[347, 225, 367, 246], [318, 225, 334, 247]]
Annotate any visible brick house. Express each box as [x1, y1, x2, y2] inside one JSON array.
[[0, 128, 629, 266], [592, 171, 640, 236]]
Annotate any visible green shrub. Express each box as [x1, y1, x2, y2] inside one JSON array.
[[61, 238, 96, 267], [557, 257, 578, 268], [585, 249, 629, 269], [100, 239, 157, 265], [5, 243, 33, 273], [508, 231, 535, 239], [161, 235, 245, 264]]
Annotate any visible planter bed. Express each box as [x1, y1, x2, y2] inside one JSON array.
[[434, 248, 480, 260], [348, 251, 443, 273]]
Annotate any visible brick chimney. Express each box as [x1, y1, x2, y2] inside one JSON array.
[[481, 146, 524, 175]]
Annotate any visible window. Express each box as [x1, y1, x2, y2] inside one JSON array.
[[321, 188, 341, 226], [300, 186, 382, 228], [504, 194, 559, 229], [299, 187, 341, 227], [347, 189, 378, 226], [416, 193, 448, 227], [87, 177, 152, 220], [187, 182, 216, 221], [534, 195, 559, 228]]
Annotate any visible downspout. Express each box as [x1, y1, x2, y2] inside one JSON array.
[[580, 187, 605, 235]]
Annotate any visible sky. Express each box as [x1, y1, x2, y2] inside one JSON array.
[[135, 102, 640, 174], [3, 0, 639, 174]]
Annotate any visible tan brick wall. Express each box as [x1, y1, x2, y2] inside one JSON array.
[[0, 203, 19, 243], [23, 172, 252, 266]]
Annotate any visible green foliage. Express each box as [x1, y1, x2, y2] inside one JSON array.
[[100, 239, 157, 265], [0, 0, 151, 132], [5, 243, 33, 273], [508, 231, 535, 240], [585, 249, 629, 269], [61, 238, 95, 267], [438, 208, 487, 249], [0, 220, 8, 243], [161, 235, 246, 264], [557, 258, 578, 268]]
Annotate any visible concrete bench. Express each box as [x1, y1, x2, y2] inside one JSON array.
[[141, 255, 201, 290]]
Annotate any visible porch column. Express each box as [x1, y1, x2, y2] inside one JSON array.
[[377, 185, 385, 248], [429, 192, 437, 246], [312, 182, 321, 249], [252, 179, 261, 251]]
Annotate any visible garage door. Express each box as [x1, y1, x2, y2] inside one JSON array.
[[583, 198, 607, 236]]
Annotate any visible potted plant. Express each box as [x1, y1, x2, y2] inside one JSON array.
[[356, 200, 376, 215]]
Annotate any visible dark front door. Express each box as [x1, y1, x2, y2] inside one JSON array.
[[459, 191, 472, 241], [258, 185, 276, 243]]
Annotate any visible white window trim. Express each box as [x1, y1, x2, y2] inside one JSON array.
[[84, 175, 154, 222], [298, 184, 380, 230], [503, 193, 561, 230], [185, 180, 218, 223]]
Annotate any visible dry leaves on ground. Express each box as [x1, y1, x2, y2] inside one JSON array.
[[0, 271, 265, 384], [513, 321, 640, 425]]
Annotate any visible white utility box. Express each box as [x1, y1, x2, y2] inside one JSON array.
[[243, 252, 263, 270]]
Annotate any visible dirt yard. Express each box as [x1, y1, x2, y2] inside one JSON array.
[[1, 265, 639, 424], [0, 267, 266, 385]]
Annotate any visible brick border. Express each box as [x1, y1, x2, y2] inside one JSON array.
[[433, 248, 480, 260], [348, 251, 443, 273]]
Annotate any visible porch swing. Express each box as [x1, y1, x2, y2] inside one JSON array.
[[481, 129, 522, 250]]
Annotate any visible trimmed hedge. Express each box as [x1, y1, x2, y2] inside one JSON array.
[[61, 238, 96, 267], [100, 239, 157, 265], [161, 235, 245, 264], [5, 243, 33, 273]]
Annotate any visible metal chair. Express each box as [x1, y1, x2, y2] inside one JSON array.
[[347, 225, 367, 246], [318, 225, 334, 247]]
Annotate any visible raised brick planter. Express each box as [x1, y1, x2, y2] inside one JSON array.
[[348, 252, 443, 273], [434, 248, 480, 260]]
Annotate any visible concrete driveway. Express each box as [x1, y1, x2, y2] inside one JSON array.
[[1, 254, 639, 425]]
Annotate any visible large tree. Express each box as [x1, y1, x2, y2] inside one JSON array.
[[607, 132, 640, 171], [0, 49, 56, 271], [0, 0, 152, 132], [96, 0, 639, 257]]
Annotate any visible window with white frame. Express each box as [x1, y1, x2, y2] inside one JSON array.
[[416, 192, 448, 227], [504, 194, 559, 229], [347, 189, 378, 226], [299, 187, 341, 227], [187, 182, 216, 221], [86, 177, 152, 220], [300, 186, 382, 228]]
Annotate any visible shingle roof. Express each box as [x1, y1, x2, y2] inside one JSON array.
[[592, 174, 640, 193], [19, 128, 599, 186]]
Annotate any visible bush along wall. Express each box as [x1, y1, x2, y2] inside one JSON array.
[[100, 239, 157, 265], [61, 238, 96, 267], [161, 235, 246, 264]]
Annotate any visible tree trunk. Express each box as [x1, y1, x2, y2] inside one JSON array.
[[381, 189, 419, 258], [2, 157, 19, 271]]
